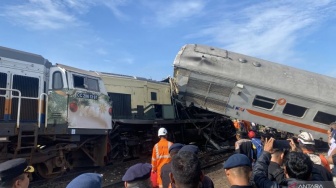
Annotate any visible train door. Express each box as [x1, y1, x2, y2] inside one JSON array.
[[65, 71, 111, 130], [47, 67, 69, 126]]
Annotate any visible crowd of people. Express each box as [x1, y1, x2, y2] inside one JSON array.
[[2, 124, 336, 188]]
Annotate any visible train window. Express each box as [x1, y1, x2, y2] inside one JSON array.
[[282, 103, 307, 117], [0, 72, 6, 95], [73, 75, 85, 89], [252, 95, 275, 110], [151, 92, 157, 101], [87, 78, 99, 92], [313, 111, 336, 125], [52, 71, 63, 90]]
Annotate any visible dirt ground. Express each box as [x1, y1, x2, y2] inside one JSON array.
[[204, 162, 230, 188]]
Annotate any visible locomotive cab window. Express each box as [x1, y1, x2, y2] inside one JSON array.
[[282, 103, 307, 117], [87, 78, 99, 92], [252, 95, 276, 110], [313, 111, 336, 125], [73, 75, 99, 92], [52, 71, 63, 90], [73, 75, 85, 89]]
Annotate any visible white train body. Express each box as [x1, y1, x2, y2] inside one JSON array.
[[173, 44, 335, 141]]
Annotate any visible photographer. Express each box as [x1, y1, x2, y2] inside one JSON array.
[[253, 138, 326, 188]]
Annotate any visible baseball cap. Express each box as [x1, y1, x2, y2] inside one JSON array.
[[122, 163, 152, 182], [169, 143, 184, 153], [66, 173, 102, 188], [223, 154, 251, 169]]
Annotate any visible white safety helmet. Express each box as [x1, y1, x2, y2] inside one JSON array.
[[158, 128, 168, 137], [298, 131, 315, 145]]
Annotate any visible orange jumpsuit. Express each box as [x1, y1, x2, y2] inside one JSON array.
[[151, 138, 173, 187]]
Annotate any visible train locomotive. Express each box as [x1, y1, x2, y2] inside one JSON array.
[[0, 46, 234, 179]]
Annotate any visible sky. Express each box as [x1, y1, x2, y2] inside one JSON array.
[[1, 0, 336, 81]]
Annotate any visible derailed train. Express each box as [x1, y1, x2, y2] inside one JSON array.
[[172, 44, 335, 142], [0, 46, 233, 178], [1, 43, 335, 178]]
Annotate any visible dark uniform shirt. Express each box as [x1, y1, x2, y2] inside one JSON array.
[[267, 161, 285, 184], [231, 186, 253, 188]]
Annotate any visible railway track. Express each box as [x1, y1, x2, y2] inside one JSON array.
[[101, 147, 235, 188], [30, 147, 234, 188]]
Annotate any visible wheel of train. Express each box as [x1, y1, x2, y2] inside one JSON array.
[[35, 157, 67, 179]]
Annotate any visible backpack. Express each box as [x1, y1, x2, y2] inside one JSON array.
[[251, 138, 263, 159]]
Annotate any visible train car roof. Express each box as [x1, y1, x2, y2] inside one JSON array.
[[98, 71, 169, 85], [57, 64, 101, 78], [174, 44, 336, 105], [0, 46, 51, 67]]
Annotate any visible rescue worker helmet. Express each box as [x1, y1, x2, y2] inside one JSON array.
[[158, 128, 168, 137]]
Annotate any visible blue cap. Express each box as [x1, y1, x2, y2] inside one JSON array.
[[178, 145, 199, 154], [223, 154, 251, 169], [122, 163, 152, 182], [66, 173, 102, 188], [169, 143, 184, 153]]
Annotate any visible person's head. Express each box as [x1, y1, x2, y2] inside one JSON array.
[[284, 152, 313, 181], [170, 151, 203, 188], [297, 132, 315, 152], [158, 127, 168, 138], [169, 143, 184, 157], [0, 158, 34, 188], [223, 154, 252, 186], [271, 149, 285, 165], [236, 131, 248, 140], [248, 131, 256, 139], [178, 145, 199, 155], [122, 163, 152, 188], [66, 173, 102, 188]]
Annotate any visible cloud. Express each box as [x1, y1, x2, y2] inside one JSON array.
[[0, 0, 131, 30], [146, 0, 206, 27], [0, 0, 79, 30], [189, 0, 336, 64]]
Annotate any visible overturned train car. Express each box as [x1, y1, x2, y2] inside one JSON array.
[[172, 44, 335, 142]]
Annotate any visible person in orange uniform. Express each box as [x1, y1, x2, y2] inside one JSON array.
[[151, 127, 173, 188]]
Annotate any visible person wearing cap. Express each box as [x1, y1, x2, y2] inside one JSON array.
[[66, 173, 102, 188], [160, 143, 184, 188], [151, 127, 173, 188], [0, 158, 34, 188], [223, 154, 253, 188], [122, 163, 152, 188], [169, 151, 203, 188]]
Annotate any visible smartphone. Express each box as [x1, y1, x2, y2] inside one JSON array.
[[273, 140, 291, 149]]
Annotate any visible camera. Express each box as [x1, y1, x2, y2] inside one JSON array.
[[273, 140, 291, 150]]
